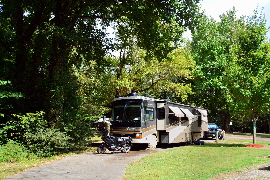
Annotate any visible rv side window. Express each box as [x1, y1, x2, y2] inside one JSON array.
[[145, 108, 154, 121]]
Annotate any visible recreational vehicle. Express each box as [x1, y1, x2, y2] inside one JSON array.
[[108, 92, 208, 148]]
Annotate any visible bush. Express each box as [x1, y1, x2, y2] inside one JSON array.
[[0, 140, 36, 162], [1, 111, 74, 157], [25, 127, 73, 157]]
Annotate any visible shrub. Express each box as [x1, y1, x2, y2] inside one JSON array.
[[25, 127, 73, 157], [0, 140, 36, 162], [1, 111, 74, 157]]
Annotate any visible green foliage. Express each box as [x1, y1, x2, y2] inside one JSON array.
[[0, 0, 201, 148], [12, 111, 47, 132], [1, 112, 46, 143], [130, 48, 194, 101], [24, 128, 72, 157], [190, 8, 270, 130], [1, 111, 73, 156], [0, 81, 23, 98], [0, 80, 24, 121], [0, 0, 201, 125], [75, 47, 195, 105], [72, 61, 112, 143], [0, 140, 36, 162]]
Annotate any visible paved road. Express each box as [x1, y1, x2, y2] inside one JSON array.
[[4, 134, 270, 180]]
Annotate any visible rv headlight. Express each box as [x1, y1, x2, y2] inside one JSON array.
[[135, 133, 143, 138]]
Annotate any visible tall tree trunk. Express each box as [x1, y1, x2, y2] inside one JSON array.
[[13, 1, 45, 112], [14, 2, 27, 93], [45, 0, 76, 124], [269, 122, 270, 134], [252, 116, 258, 144], [46, 35, 67, 123], [222, 112, 231, 133]]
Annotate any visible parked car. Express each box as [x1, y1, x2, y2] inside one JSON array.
[[204, 123, 223, 139]]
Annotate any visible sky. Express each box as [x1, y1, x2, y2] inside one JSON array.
[[199, 0, 270, 39]]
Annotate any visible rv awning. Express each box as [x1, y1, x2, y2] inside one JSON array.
[[180, 108, 194, 119], [198, 109, 207, 121], [169, 106, 184, 117]]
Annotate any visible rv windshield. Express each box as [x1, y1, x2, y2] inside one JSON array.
[[113, 105, 141, 121]]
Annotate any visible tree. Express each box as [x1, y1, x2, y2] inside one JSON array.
[[190, 12, 235, 131], [190, 8, 270, 140], [223, 11, 270, 143], [0, 0, 201, 145], [77, 47, 195, 104]]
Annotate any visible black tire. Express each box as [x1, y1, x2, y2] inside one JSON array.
[[218, 132, 223, 140], [121, 145, 131, 153]]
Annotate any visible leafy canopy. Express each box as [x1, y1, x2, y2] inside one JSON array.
[[190, 8, 270, 129]]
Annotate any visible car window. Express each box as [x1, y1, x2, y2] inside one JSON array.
[[208, 124, 218, 129]]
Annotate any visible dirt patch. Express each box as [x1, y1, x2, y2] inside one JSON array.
[[246, 144, 264, 148]]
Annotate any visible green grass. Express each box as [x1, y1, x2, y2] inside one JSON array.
[[123, 140, 270, 180]]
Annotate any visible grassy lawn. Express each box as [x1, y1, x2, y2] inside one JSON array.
[[123, 139, 270, 180]]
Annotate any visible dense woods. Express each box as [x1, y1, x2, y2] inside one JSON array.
[[0, 0, 269, 155]]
